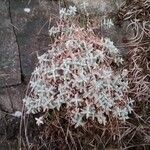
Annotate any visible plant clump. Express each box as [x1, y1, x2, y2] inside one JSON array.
[[23, 6, 134, 128]]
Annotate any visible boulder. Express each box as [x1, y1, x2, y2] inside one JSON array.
[[9, 0, 59, 81], [0, 0, 21, 87]]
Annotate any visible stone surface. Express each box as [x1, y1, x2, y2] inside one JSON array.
[[0, 85, 25, 113], [9, 0, 59, 81], [0, 0, 59, 119], [0, 0, 21, 87]]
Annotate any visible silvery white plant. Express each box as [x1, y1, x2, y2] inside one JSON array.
[[23, 6, 134, 128], [101, 17, 114, 28], [24, 8, 31, 13], [103, 37, 124, 65], [60, 6, 77, 19], [49, 26, 61, 36]]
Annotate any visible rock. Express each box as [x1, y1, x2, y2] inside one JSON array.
[[9, 0, 59, 81], [0, 0, 21, 87], [0, 115, 20, 142], [0, 85, 25, 114], [0, 0, 59, 118]]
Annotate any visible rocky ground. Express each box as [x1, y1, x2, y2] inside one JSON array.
[[0, 0, 59, 148]]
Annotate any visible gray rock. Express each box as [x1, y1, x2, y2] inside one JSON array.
[[0, 85, 24, 114], [0, 0, 21, 87], [0, 0, 59, 118], [9, 0, 59, 81]]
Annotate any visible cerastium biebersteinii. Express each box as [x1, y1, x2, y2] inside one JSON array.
[[23, 6, 134, 127]]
